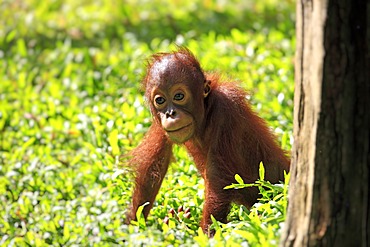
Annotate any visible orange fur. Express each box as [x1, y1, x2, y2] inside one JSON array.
[[126, 48, 290, 233]]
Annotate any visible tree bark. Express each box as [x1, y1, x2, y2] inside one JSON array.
[[281, 0, 370, 246]]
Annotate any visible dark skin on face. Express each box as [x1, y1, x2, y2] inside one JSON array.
[[126, 48, 290, 236]]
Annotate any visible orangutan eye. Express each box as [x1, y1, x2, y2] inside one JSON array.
[[173, 93, 184, 101], [155, 96, 166, 105]]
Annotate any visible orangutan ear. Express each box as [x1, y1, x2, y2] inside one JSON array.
[[203, 80, 211, 98]]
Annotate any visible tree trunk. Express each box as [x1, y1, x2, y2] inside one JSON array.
[[280, 0, 370, 246]]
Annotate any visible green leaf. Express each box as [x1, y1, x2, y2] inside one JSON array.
[[211, 215, 221, 231], [235, 174, 244, 184], [136, 202, 149, 229], [6, 30, 17, 43], [259, 161, 265, 181], [108, 129, 120, 155], [17, 38, 27, 57], [63, 222, 70, 242]]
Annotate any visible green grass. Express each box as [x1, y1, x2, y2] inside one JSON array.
[[0, 0, 294, 245]]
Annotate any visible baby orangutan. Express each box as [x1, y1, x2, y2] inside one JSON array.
[[126, 48, 290, 234]]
